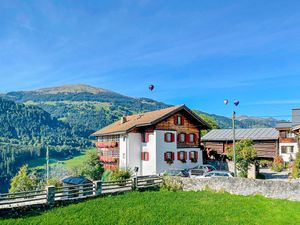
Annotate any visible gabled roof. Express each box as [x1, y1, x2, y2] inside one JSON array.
[[202, 128, 279, 141], [92, 105, 210, 136]]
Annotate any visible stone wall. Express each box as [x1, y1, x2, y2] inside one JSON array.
[[163, 176, 300, 201]]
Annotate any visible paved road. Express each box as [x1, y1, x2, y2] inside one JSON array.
[[260, 168, 289, 181]]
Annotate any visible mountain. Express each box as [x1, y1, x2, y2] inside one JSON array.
[[4, 84, 171, 137], [0, 97, 90, 179], [199, 112, 281, 129], [3, 84, 281, 135]]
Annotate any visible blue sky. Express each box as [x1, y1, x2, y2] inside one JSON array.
[[0, 0, 300, 119]]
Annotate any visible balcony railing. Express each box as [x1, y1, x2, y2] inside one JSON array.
[[99, 156, 119, 163], [95, 141, 119, 148]]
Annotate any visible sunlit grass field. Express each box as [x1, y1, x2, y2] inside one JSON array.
[[1, 190, 300, 225], [27, 148, 96, 170]]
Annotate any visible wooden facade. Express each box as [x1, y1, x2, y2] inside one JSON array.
[[155, 112, 201, 148], [204, 140, 278, 159]]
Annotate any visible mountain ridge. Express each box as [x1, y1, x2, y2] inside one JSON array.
[[3, 84, 281, 131]]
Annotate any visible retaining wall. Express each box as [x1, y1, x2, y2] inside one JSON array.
[[163, 177, 300, 201]]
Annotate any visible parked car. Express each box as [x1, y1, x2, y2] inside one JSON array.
[[203, 170, 234, 178], [162, 169, 189, 177], [192, 164, 216, 173]]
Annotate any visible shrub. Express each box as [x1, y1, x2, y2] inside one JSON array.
[[101, 170, 113, 182], [162, 176, 183, 192], [271, 156, 284, 172], [111, 169, 132, 181], [290, 152, 300, 179], [260, 160, 272, 168], [82, 151, 104, 181]]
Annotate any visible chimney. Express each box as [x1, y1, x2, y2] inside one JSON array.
[[121, 116, 127, 124]]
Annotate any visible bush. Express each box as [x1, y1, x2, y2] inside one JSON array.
[[290, 152, 300, 179], [101, 170, 113, 182], [271, 156, 284, 172], [111, 169, 132, 181], [81, 151, 104, 181], [260, 160, 272, 168], [162, 176, 183, 192]]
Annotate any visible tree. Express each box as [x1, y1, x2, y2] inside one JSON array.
[[227, 139, 256, 177], [9, 165, 38, 193], [82, 151, 104, 181], [193, 111, 219, 136], [290, 152, 300, 179]]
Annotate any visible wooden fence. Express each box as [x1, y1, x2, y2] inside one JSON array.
[[0, 176, 162, 210]]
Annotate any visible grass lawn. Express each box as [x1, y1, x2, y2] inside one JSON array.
[[1, 191, 300, 225], [27, 148, 96, 170]]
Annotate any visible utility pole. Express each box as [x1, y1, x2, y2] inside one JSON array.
[[46, 146, 49, 184], [224, 99, 239, 177], [232, 111, 237, 177]]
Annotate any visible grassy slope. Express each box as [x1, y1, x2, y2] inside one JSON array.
[[1, 191, 300, 225], [27, 148, 96, 170]]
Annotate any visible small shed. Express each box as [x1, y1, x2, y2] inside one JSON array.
[[202, 128, 279, 159], [62, 176, 93, 198]]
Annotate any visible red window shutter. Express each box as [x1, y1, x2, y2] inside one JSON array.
[[146, 152, 149, 161], [186, 133, 190, 143], [171, 133, 175, 142], [177, 152, 181, 160], [174, 116, 178, 125], [195, 151, 199, 160], [164, 133, 167, 142], [184, 151, 187, 160], [171, 152, 175, 160], [164, 152, 167, 161], [146, 133, 149, 142], [177, 134, 180, 142], [189, 151, 192, 160], [194, 134, 198, 144], [141, 152, 144, 160], [182, 117, 185, 125]]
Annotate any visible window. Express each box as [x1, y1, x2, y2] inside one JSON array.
[[174, 115, 184, 125], [165, 132, 175, 142], [141, 152, 149, 161], [280, 131, 295, 138], [164, 151, 175, 161], [141, 133, 149, 143], [281, 146, 294, 154], [189, 151, 198, 162], [178, 133, 186, 143], [177, 151, 187, 161]]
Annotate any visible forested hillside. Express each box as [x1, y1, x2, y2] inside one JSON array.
[[3, 84, 279, 138], [5, 85, 170, 137], [0, 98, 90, 179]]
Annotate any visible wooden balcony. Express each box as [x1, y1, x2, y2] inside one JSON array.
[[279, 138, 297, 143], [99, 156, 119, 163], [95, 141, 119, 148]]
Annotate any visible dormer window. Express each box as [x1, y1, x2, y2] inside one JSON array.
[[174, 115, 184, 125]]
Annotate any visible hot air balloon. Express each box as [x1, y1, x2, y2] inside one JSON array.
[[234, 100, 240, 106], [224, 99, 229, 105], [149, 84, 154, 91]]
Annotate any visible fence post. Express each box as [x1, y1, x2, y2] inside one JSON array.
[[46, 186, 55, 207], [94, 181, 102, 196], [133, 176, 138, 190]]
